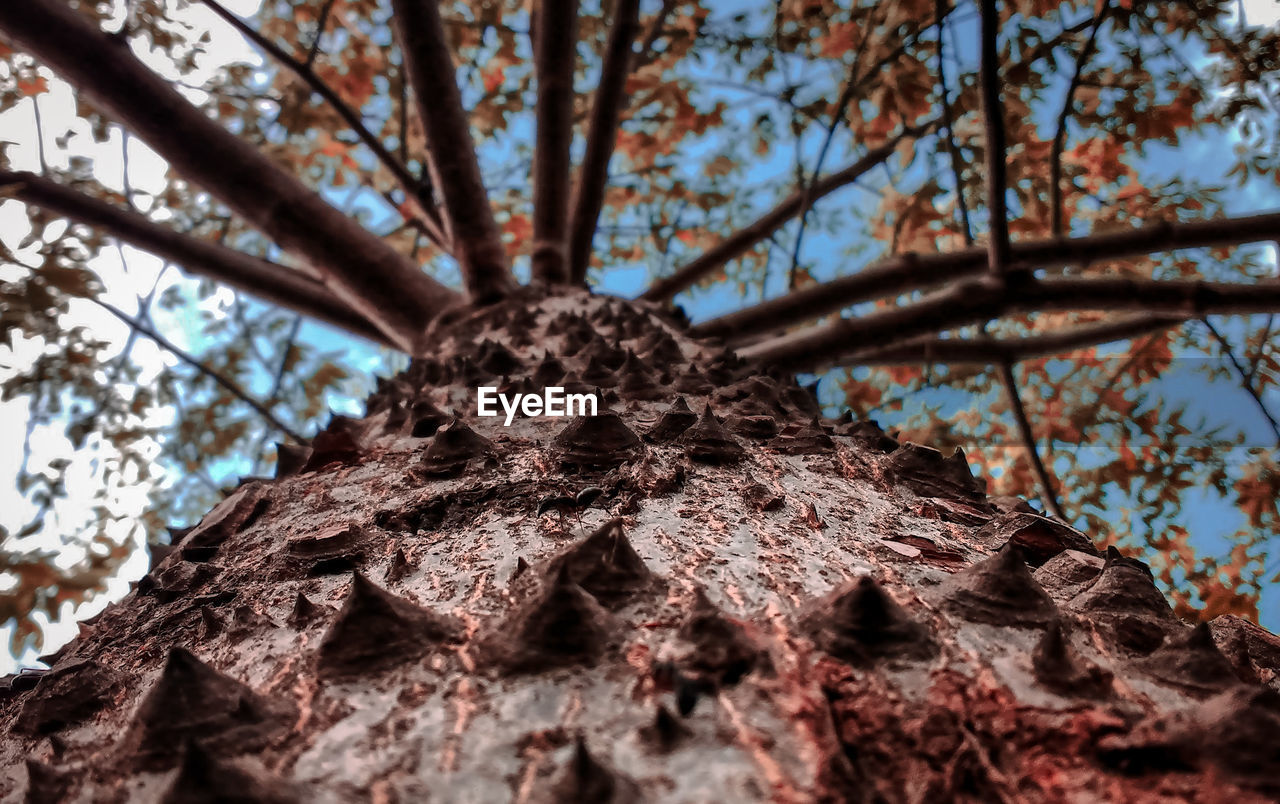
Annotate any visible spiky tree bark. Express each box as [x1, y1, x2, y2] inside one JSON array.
[[3, 0, 1280, 800], [2, 291, 1279, 802]]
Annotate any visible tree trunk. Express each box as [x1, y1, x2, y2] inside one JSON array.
[[2, 289, 1278, 803]]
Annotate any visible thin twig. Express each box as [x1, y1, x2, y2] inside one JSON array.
[[656, 197, 692, 278], [1240, 220, 1280, 387], [304, 0, 337, 68], [94, 299, 308, 444], [227, 291, 271, 364], [640, 125, 930, 302], [864, 366, 988, 419], [1246, 312, 1275, 384], [1067, 331, 1163, 465], [89, 133, 157, 407], [787, 0, 908, 290], [251, 313, 303, 474], [197, 0, 448, 248], [170, 393, 227, 495], [31, 94, 48, 174], [1050, 3, 1110, 237], [1200, 317, 1280, 446], [998, 359, 1066, 519], [95, 247, 167, 427], [935, 0, 973, 246], [397, 63, 409, 165], [632, 0, 678, 70]]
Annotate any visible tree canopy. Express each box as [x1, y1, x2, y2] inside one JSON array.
[[1, 0, 1278, 663]]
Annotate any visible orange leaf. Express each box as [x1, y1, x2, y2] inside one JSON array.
[[483, 66, 505, 94], [503, 214, 532, 243], [819, 22, 860, 58], [17, 76, 48, 96], [319, 139, 346, 158]]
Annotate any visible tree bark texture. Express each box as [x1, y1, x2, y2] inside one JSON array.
[[2, 292, 1278, 802]]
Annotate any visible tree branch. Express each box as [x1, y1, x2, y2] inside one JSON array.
[[389, 0, 515, 302], [251, 313, 303, 475], [1200, 317, 1280, 447], [786, 3, 883, 292], [305, 0, 337, 68], [739, 274, 1280, 371], [693, 209, 1280, 342], [0, 170, 392, 346], [94, 301, 307, 444], [787, 5, 949, 291], [203, 2, 435, 232], [998, 360, 1066, 519], [1049, 3, 1110, 237], [977, 0, 1011, 278], [935, 0, 972, 246], [847, 313, 1186, 365], [563, 0, 680, 286], [1246, 313, 1274, 385], [0, 0, 460, 353], [198, 0, 448, 249], [632, 0, 678, 70], [567, 0, 641, 286], [639, 126, 927, 302], [530, 0, 580, 285], [31, 91, 49, 174]]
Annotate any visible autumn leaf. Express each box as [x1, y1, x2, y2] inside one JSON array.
[[1235, 461, 1279, 528], [819, 21, 861, 58], [704, 155, 735, 178], [17, 75, 49, 96], [503, 214, 532, 244], [483, 66, 506, 94]]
